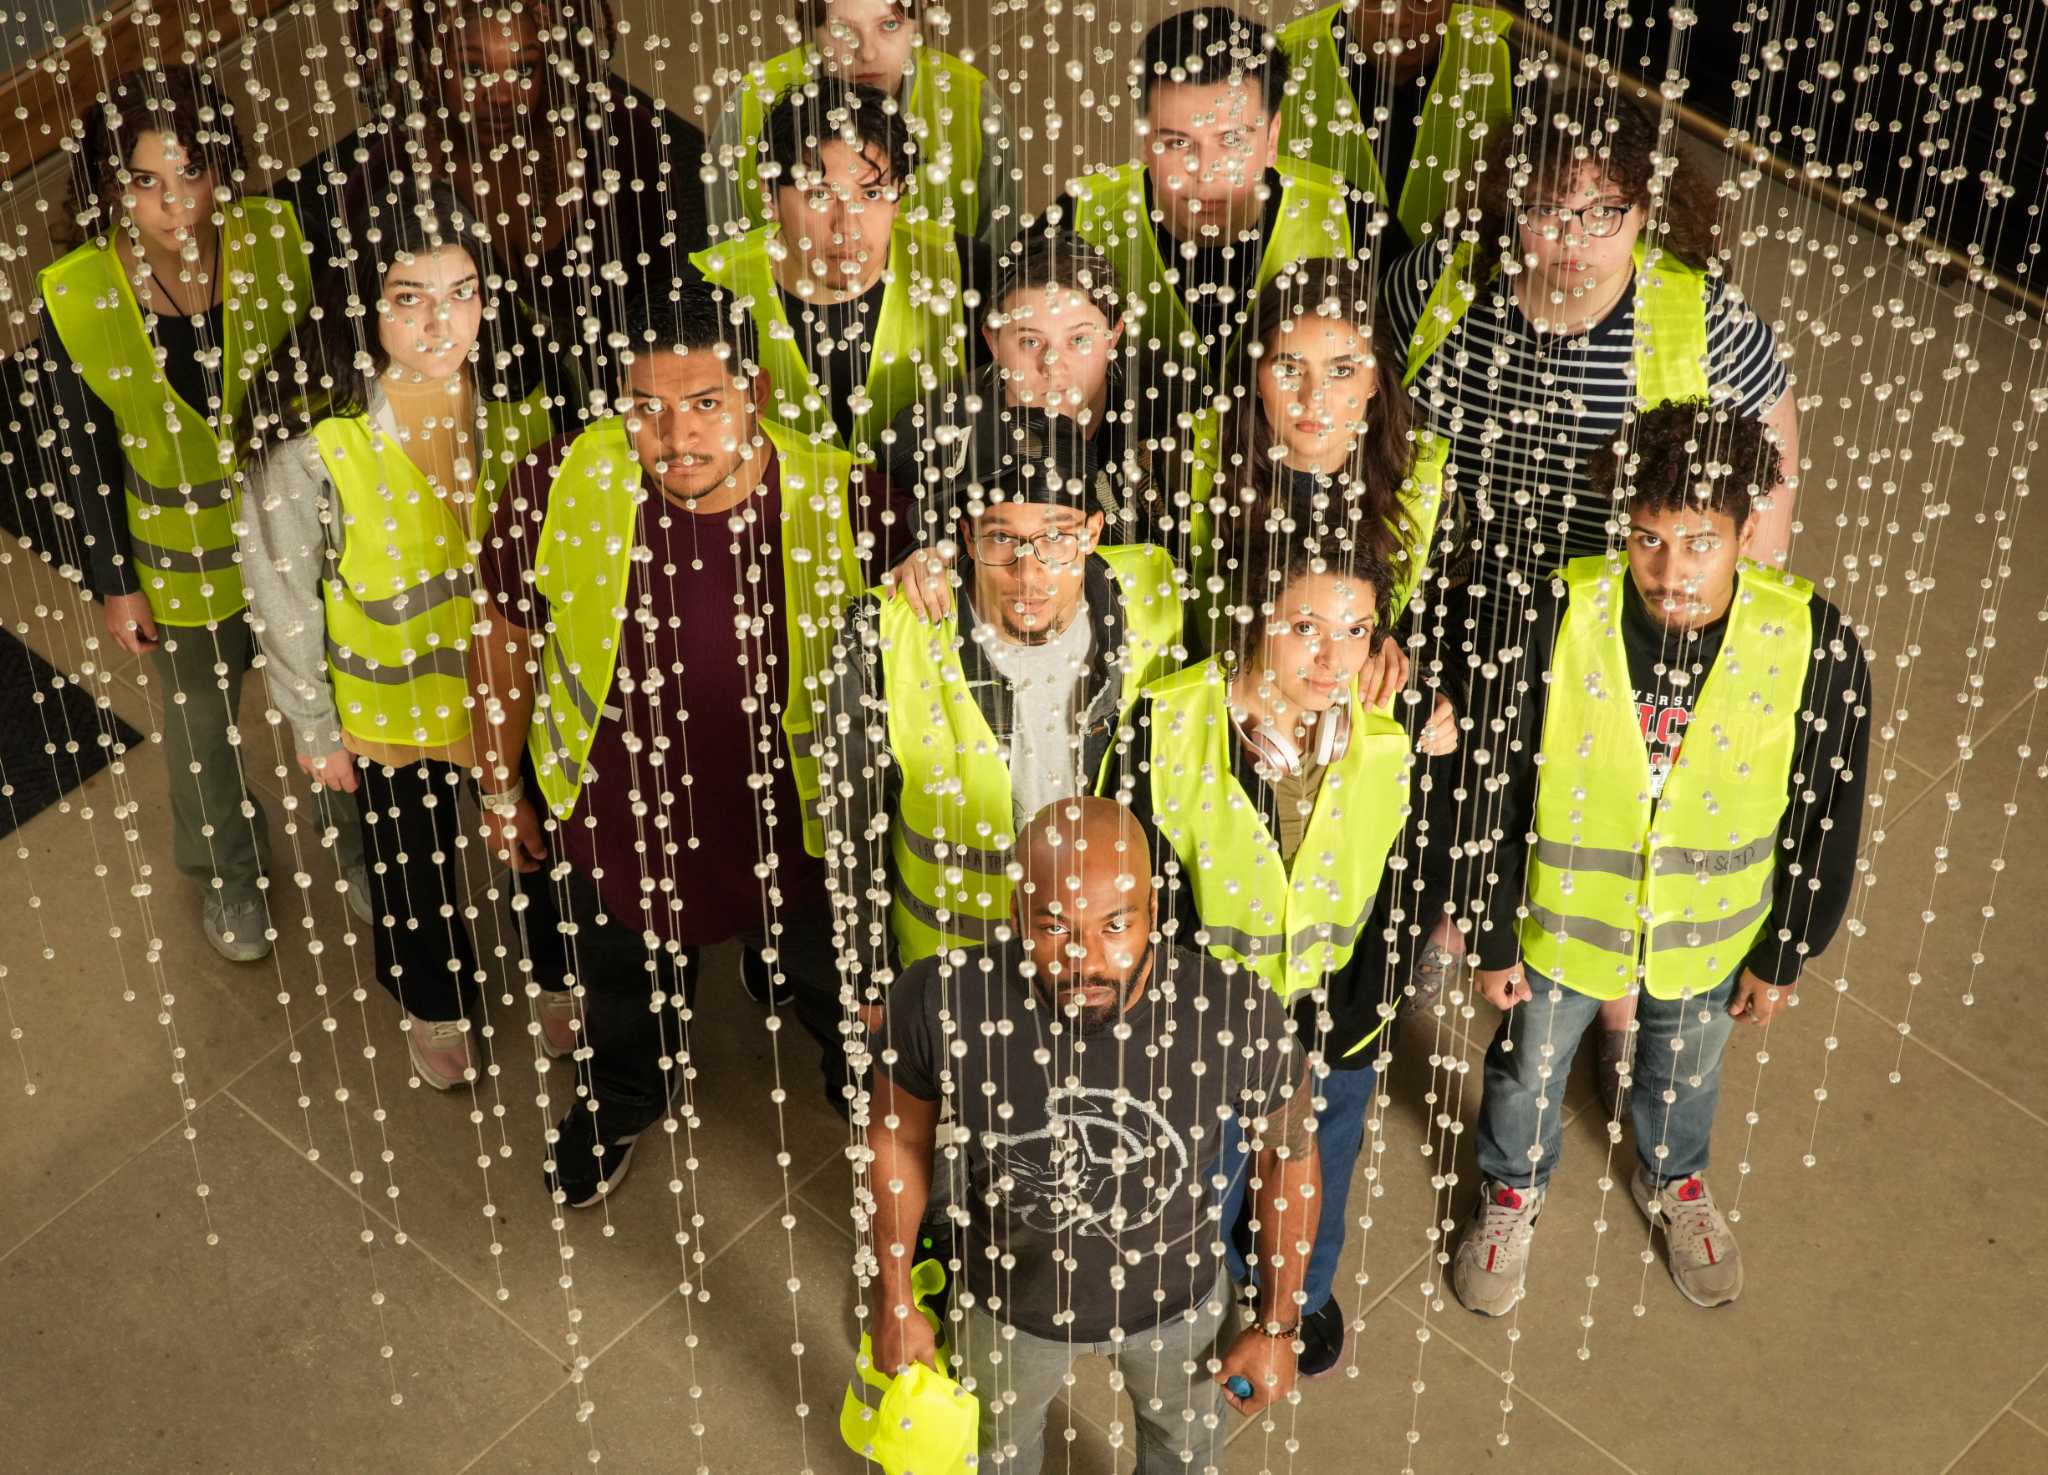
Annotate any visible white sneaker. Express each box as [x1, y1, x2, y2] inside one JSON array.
[[202, 893, 272, 963], [1631, 1167, 1743, 1307], [405, 1013, 475, 1090], [1451, 1179, 1546, 1317]]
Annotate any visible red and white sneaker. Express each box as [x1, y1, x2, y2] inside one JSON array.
[[1632, 1167, 1743, 1307], [1451, 1179, 1546, 1317]]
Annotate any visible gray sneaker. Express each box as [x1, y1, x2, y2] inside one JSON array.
[[202, 892, 272, 963], [1451, 1179, 1546, 1317], [1631, 1166, 1743, 1307], [342, 860, 374, 924]]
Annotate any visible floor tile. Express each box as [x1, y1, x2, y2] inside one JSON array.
[[227, 933, 855, 1364], [1222, 1295, 1629, 1475], [464, 1196, 864, 1473], [1788, 297, 2044, 780], [1824, 703, 2048, 1119], [0, 761, 340, 1256], [2015, 1361, 2048, 1434], [0, 1097, 564, 1474], [1423, 1024, 2048, 1473], [1948, 1414, 2048, 1475]]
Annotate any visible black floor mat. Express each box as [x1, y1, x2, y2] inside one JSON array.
[[0, 628, 142, 839]]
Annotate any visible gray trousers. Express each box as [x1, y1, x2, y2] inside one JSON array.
[[957, 1278, 1232, 1475], [150, 618, 362, 900]]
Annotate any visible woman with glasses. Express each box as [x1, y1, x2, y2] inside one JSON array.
[[234, 189, 553, 1091], [1382, 78, 1796, 1083]]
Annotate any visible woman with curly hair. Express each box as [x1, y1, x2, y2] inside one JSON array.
[[33, 62, 368, 961], [1387, 75, 1798, 620]]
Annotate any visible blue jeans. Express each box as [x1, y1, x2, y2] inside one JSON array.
[[1217, 1060, 1375, 1315], [1475, 967, 1740, 1188]]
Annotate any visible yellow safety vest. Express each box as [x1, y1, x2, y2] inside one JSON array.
[[1182, 419, 1453, 616], [1140, 657, 1410, 1053], [1067, 159, 1352, 386], [880, 544, 1183, 965], [690, 220, 967, 455], [1276, 4, 1515, 243], [1403, 238, 1712, 405], [1520, 555, 1814, 1000], [733, 46, 990, 238], [527, 417, 860, 837], [39, 196, 311, 626], [314, 389, 552, 749]]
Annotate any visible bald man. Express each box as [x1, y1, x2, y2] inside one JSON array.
[[863, 797, 1323, 1474]]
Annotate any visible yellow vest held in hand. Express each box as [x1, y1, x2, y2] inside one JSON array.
[[1067, 159, 1352, 389], [1276, 4, 1515, 244], [691, 220, 967, 455], [840, 1257, 973, 1475], [39, 196, 311, 626], [1403, 238, 1712, 407], [1520, 555, 1814, 1000], [314, 390, 551, 749], [528, 418, 860, 849], [1139, 656, 1410, 1055], [733, 46, 990, 238], [880, 545, 1183, 966]]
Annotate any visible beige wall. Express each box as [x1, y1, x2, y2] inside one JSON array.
[[0, 1, 1316, 353]]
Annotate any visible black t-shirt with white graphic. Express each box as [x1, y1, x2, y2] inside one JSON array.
[[883, 941, 1297, 1341]]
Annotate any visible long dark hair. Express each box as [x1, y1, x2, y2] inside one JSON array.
[[233, 186, 541, 456], [1205, 256, 1417, 575], [65, 63, 247, 247], [1470, 75, 1724, 283]]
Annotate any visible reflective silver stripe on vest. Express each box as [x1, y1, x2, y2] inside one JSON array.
[[1649, 896, 1773, 951], [1197, 922, 1287, 959], [537, 698, 580, 778], [1523, 902, 1636, 957], [545, 648, 600, 724], [895, 822, 1010, 869], [131, 537, 240, 573], [127, 468, 230, 509], [325, 640, 468, 685], [896, 887, 1004, 943], [1287, 905, 1374, 958], [1649, 837, 1776, 878], [786, 727, 816, 759], [353, 571, 472, 625], [1534, 837, 1645, 881]]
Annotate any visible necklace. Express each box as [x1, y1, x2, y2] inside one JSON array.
[[138, 236, 217, 318]]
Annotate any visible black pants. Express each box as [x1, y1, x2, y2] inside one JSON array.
[[354, 755, 481, 1022], [518, 866, 851, 1137]]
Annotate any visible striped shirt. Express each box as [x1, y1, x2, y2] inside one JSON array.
[[1383, 244, 1788, 624]]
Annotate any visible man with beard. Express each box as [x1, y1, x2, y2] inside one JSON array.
[[863, 797, 1323, 1472], [821, 406, 1184, 1006], [471, 286, 913, 1203]]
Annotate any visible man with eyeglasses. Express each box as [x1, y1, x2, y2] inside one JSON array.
[[820, 408, 1186, 1003], [470, 286, 917, 1206], [692, 76, 993, 463]]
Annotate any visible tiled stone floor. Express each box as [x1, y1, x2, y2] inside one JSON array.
[[5, 32, 2048, 1474]]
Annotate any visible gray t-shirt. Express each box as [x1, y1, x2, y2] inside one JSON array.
[[883, 941, 1299, 1340], [977, 606, 1094, 826]]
